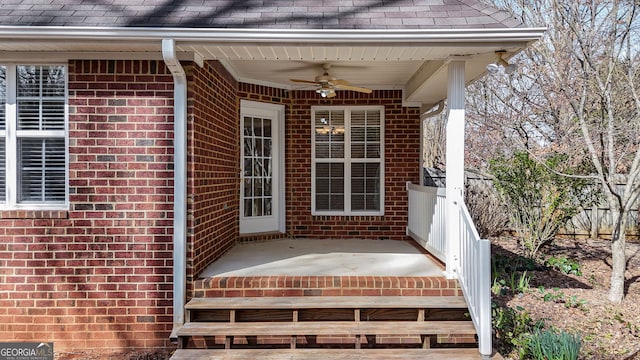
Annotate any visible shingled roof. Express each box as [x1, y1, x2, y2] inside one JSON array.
[[0, 0, 522, 29]]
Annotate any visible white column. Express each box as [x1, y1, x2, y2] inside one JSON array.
[[445, 61, 465, 277]]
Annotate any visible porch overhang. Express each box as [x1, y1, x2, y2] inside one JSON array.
[[0, 25, 544, 108]]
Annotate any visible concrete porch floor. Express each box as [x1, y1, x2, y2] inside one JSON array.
[[199, 238, 445, 278]]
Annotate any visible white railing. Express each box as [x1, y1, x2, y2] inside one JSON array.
[[457, 201, 492, 357], [406, 182, 492, 357], [406, 182, 446, 262]]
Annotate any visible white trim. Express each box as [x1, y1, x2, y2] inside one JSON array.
[[0, 51, 199, 62], [0, 26, 547, 45], [311, 105, 385, 216], [0, 63, 69, 211], [239, 99, 286, 235]]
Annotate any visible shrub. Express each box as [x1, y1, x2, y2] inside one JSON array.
[[489, 151, 595, 258], [465, 178, 509, 238]]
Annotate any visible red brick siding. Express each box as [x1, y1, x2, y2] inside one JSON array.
[[0, 60, 423, 354], [187, 61, 240, 283], [287, 90, 421, 240], [237, 86, 420, 241], [0, 60, 174, 352]]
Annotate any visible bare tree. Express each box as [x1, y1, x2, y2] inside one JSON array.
[[473, 0, 640, 303]]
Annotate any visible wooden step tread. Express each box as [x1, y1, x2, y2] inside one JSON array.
[[170, 348, 486, 360], [186, 296, 468, 310], [177, 320, 476, 337]]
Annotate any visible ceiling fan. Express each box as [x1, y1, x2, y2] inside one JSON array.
[[289, 63, 373, 98]]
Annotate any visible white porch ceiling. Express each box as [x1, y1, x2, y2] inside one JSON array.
[[184, 43, 509, 108]]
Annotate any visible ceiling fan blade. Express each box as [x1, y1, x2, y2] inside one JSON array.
[[331, 79, 352, 86], [327, 89, 337, 98], [334, 84, 373, 94], [290, 79, 320, 84]]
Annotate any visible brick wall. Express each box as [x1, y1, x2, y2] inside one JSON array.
[[187, 61, 240, 283], [0, 60, 422, 355], [237, 87, 420, 241], [0, 60, 174, 353], [287, 90, 421, 240]]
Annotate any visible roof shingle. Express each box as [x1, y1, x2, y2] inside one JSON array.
[[0, 0, 522, 29]]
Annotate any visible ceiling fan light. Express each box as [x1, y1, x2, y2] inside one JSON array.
[[316, 88, 332, 98]]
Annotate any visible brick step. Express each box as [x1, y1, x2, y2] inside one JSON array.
[[193, 275, 461, 298], [170, 348, 487, 360]]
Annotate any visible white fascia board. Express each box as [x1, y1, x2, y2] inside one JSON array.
[[0, 26, 546, 45], [0, 51, 198, 62]]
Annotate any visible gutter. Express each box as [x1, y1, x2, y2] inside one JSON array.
[[162, 38, 188, 340], [0, 26, 546, 45]]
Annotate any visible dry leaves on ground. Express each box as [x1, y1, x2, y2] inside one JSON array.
[[493, 236, 640, 359]]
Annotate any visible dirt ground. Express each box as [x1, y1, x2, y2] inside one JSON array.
[[55, 350, 172, 360], [493, 236, 640, 359]]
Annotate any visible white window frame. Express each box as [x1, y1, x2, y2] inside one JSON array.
[[0, 63, 69, 211], [311, 105, 385, 216]]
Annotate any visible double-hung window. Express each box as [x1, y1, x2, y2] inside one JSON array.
[[312, 106, 384, 215], [0, 64, 68, 210]]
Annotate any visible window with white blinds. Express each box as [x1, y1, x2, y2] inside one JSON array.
[[0, 64, 68, 209], [311, 106, 384, 216]]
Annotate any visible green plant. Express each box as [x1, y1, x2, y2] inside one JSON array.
[[546, 256, 582, 276], [523, 328, 581, 360], [613, 311, 640, 335], [542, 289, 587, 311], [492, 271, 531, 295], [489, 151, 597, 258], [492, 254, 535, 295], [506, 271, 530, 294], [492, 303, 538, 354]]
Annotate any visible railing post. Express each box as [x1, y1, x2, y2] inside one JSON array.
[[478, 238, 492, 357]]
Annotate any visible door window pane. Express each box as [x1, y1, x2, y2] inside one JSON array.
[[243, 116, 273, 217]]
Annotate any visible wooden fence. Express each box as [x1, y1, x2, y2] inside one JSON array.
[[425, 170, 640, 239]]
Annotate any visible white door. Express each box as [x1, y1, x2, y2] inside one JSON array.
[[239, 100, 285, 234]]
